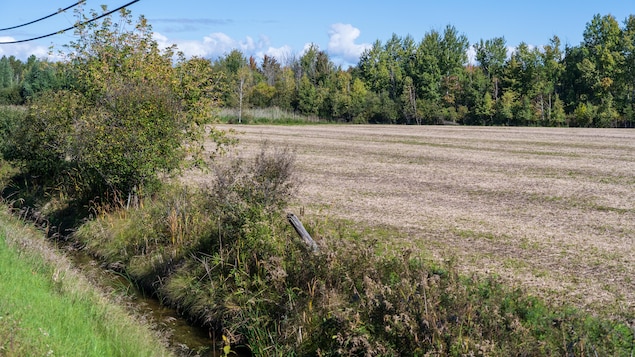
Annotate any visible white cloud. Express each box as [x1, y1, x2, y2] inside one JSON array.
[[327, 23, 370, 66], [466, 46, 477, 65], [153, 32, 211, 58], [154, 31, 296, 64], [0, 36, 57, 60], [154, 24, 371, 68], [0, 36, 15, 45], [152, 32, 170, 48], [201, 33, 268, 57], [152, 26, 369, 67], [257, 45, 293, 63], [201, 32, 236, 55]]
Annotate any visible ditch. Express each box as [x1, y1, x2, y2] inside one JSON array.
[[67, 247, 223, 357]]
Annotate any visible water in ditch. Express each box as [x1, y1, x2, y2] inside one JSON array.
[[67, 249, 226, 357]]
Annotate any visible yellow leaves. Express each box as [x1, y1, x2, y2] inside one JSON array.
[[174, 58, 221, 124], [221, 334, 235, 356]]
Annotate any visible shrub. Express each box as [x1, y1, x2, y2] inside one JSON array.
[[207, 142, 297, 231], [0, 105, 25, 159], [0, 106, 25, 190], [5, 8, 223, 207]]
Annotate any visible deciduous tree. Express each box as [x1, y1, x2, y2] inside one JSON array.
[[8, 7, 221, 202]]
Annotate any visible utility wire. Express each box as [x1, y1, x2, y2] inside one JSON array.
[[0, 1, 86, 32], [0, 0, 140, 45]]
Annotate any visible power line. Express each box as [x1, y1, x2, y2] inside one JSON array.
[[0, 0, 141, 45], [0, 1, 86, 32]]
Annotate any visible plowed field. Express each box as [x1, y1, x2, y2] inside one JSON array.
[[204, 125, 635, 315]]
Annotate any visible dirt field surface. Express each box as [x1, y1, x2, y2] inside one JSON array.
[[205, 125, 635, 316]]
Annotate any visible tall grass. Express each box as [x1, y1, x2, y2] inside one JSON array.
[[218, 107, 327, 124], [0, 209, 174, 357]]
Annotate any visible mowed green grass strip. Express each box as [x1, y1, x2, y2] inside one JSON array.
[[0, 210, 173, 357]]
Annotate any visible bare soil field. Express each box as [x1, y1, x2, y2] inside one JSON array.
[[205, 125, 635, 316]]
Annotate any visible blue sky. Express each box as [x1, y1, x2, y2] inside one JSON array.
[[1, 0, 634, 67]]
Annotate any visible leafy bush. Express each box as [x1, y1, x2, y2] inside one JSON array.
[[212, 143, 296, 210], [5, 9, 223, 206], [0, 106, 24, 190], [0, 105, 25, 159], [5, 91, 80, 180], [0, 86, 21, 105]]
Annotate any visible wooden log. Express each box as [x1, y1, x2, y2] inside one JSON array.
[[287, 213, 319, 253]]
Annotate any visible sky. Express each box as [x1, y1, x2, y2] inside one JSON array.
[[1, 0, 634, 67]]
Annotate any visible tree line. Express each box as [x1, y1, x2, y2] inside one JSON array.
[[0, 54, 64, 105], [213, 13, 635, 127], [2, 13, 635, 127]]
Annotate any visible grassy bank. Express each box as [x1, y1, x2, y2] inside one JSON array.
[[0, 209, 174, 357]]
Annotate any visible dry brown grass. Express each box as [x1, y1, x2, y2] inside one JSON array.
[[194, 125, 635, 317]]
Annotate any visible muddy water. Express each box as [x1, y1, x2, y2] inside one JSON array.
[[67, 250, 222, 357]]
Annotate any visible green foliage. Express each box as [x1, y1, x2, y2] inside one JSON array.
[[5, 91, 79, 179], [213, 50, 248, 108], [6, 8, 222, 204], [0, 56, 14, 89], [572, 102, 597, 127], [250, 81, 276, 107], [549, 94, 567, 126], [0, 86, 21, 105], [20, 56, 61, 100], [298, 74, 320, 115], [200, 12, 635, 127], [0, 106, 25, 159], [475, 37, 507, 97], [0, 55, 62, 105]]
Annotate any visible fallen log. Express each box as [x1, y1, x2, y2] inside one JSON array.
[[287, 213, 319, 253]]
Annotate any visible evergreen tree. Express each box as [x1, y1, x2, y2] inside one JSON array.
[[0, 56, 14, 89], [20, 57, 60, 99], [298, 74, 319, 115], [474, 37, 507, 101]]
